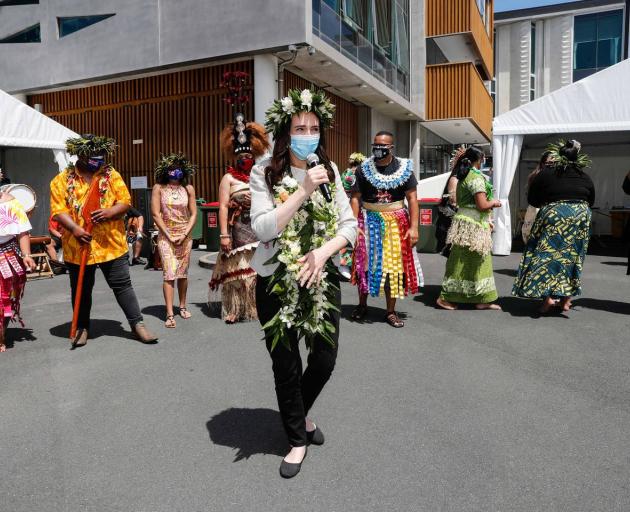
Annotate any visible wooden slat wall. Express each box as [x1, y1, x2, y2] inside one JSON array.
[[425, 62, 493, 140], [426, 0, 494, 79], [284, 71, 359, 169], [28, 61, 254, 203]]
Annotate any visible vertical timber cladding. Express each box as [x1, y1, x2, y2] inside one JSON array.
[[284, 71, 359, 168], [27, 61, 255, 203]]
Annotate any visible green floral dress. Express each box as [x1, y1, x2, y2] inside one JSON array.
[[440, 169, 498, 303]]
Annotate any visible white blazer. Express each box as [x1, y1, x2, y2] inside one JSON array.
[[249, 159, 358, 277]]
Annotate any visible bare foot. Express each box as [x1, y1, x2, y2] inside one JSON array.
[[283, 445, 307, 464], [0, 343, 5, 353], [475, 303, 502, 311], [560, 297, 572, 312], [539, 297, 558, 314], [165, 315, 176, 328], [224, 314, 237, 324], [436, 298, 458, 310], [306, 417, 316, 433], [179, 306, 192, 319]]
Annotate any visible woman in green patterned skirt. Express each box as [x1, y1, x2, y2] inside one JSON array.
[[437, 146, 503, 311], [513, 140, 595, 313]]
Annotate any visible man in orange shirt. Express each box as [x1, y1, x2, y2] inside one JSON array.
[[51, 135, 157, 347]]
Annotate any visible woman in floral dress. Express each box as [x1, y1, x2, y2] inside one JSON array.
[[151, 153, 197, 328]]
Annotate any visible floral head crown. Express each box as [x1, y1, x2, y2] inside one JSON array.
[[546, 139, 591, 170], [349, 152, 366, 165], [264, 88, 335, 138], [66, 134, 117, 157], [154, 152, 197, 182]]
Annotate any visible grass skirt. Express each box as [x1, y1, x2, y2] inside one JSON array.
[[0, 239, 26, 340]]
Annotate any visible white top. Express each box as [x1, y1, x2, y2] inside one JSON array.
[[250, 160, 358, 277]]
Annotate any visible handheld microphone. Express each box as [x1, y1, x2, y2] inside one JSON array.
[[306, 153, 332, 203]]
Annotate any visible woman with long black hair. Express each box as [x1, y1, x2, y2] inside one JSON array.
[[521, 150, 553, 244], [249, 89, 357, 478], [437, 145, 502, 310]]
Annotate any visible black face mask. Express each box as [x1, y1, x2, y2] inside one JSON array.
[[372, 146, 391, 160]]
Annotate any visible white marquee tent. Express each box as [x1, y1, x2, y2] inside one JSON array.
[[0, 88, 77, 171], [492, 58, 630, 255]]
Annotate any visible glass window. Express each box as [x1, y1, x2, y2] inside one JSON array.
[[573, 10, 623, 81], [0, 23, 40, 43], [58, 15, 115, 38], [0, 0, 39, 5], [530, 22, 536, 101]]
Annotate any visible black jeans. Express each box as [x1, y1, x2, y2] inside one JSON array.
[[256, 273, 340, 447], [67, 254, 143, 330]]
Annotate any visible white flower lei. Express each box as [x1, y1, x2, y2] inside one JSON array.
[[263, 171, 340, 351]]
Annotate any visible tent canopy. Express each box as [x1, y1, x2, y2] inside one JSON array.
[[0, 88, 77, 171], [491, 59, 630, 254]]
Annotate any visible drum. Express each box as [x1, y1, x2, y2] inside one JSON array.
[[0, 184, 37, 213]]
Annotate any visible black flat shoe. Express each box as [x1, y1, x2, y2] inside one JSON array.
[[306, 426, 325, 446], [279, 448, 307, 479]]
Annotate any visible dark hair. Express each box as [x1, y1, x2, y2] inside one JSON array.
[[454, 146, 484, 180], [374, 130, 394, 141], [265, 121, 335, 191], [528, 150, 553, 187], [155, 166, 191, 186], [559, 140, 579, 162]]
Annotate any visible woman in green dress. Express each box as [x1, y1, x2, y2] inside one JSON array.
[[437, 146, 502, 310]]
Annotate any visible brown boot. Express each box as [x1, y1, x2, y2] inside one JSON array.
[[132, 322, 158, 344], [72, 329, 89, 348]]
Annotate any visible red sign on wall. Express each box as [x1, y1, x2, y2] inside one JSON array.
[[420, 209, 433, 225], [207, 212, 218, 228]]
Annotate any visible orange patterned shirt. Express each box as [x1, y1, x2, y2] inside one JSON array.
[[50, 167, 131, 265]]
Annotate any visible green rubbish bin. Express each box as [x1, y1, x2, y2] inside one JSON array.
[[417, 198, 441, 253], [190, 198, 205, 244], [201, 201, 221, 252]]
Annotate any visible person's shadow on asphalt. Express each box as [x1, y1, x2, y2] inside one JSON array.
[[206, 408, 287, 462], [49, 320, 137, 345]]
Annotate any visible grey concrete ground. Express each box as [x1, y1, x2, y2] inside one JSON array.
[[1, 251, 629, 512]]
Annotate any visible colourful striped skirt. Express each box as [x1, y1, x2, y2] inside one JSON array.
[[352, 205, 423, 298]]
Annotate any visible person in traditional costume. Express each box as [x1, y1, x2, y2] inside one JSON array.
[[250, 88, 357, 478], [436, 147, 468, 257], [338, 152, 365, 278], [208, 113, 269, 323], [151, 153, 197, 328], [437, 146, 502, 311], [0, 190, 35, 352], [50, 135, 158, 347], [350, 131, 423, 328], [513, 140, 595, 313], [521, 151, 554, 244]]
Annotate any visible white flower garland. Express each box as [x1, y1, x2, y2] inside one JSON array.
[[263, 172, 340, 351]]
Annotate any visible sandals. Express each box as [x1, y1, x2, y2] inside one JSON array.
[[179, 306, 192, 320], [385, 312, 404, 328], [351, 304, 368, 321], [165, 315, 176, 328]]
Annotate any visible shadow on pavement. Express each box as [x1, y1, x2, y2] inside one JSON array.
[[572, 298, 630, 315], [191, 301, 218, 319], [206, 408, 286, 462], [412, 284, 442, 307], [600, 261, 627, 267], [49, 319, 136, 341], [141, 305, 167, 321], [4, 328, 37, 349], [494, 268, 518, 277], [340, 304, 408, 324]]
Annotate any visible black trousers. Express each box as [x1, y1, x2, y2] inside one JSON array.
[[67, 254, 143, 330], [256, 273, 340, 447]]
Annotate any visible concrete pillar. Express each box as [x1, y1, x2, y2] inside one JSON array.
[[254, 54, 279, 125], [409, 121, 421, 178]]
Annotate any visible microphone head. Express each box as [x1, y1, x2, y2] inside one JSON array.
[[306, 153, 320, 167]]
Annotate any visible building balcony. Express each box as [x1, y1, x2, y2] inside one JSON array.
[[424, 62, 493, 144], [426, 0, 494, 80]]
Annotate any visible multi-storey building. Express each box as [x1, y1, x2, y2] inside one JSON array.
[[0, 1, 495, 203], [420, 0, 495, 180], [0, 0, 423, 203], [494, 0, 629, 116]]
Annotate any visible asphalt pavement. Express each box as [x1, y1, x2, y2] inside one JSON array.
[[1, 251, 629, 512]]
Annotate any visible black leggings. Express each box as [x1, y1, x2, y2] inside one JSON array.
[[67, 254, 143, 330], [256, 274, 340, 447]]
